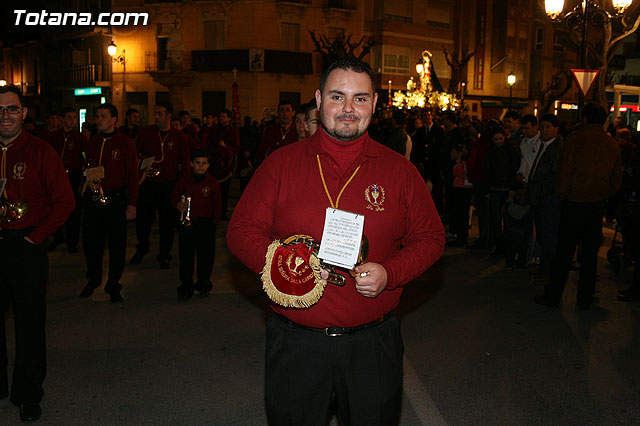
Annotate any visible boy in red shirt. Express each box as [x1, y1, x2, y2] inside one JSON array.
[[172, 150, 221, 300]]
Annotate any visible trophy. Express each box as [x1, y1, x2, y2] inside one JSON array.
[[179, 195, 192, 227], [84, 158, 111, 206], [0, 198, 28, 223], [288, 235, 369, 286]]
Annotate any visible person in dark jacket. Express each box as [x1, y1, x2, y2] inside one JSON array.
[[483, 127, 520, 255]]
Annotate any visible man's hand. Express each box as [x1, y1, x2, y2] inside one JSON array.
[[354, 262, 387, 298], [126, 205, 136, 220], [24, 236, 35, 244], [176, 200, 187, 213], [87, 181, 99, 191]]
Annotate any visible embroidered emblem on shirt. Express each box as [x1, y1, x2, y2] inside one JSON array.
[[365, 184, 385, 212], [202, 186, 210, 198], [111, 149, 120, 160], [12, 162, 26, 180]]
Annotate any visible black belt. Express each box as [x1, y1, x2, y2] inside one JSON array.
[[275, 312, 393, 337]]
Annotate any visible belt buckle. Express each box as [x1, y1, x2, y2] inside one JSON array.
[[324, 327, 343, 337]]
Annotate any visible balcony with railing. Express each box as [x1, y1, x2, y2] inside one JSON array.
[[49, 64, 110, 88]]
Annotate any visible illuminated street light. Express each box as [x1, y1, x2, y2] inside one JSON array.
[[107, 41, 117, 57], [507, 72, 516, 110], [544, 0, 564, 19], [545, 0, 639, 116], [0, 80, 6, 87]]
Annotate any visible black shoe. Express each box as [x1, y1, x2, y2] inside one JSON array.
[[194, 281, 212, 297], [20, 403, 41, 423], [130, 251, 147, 265], [159, 259, 170, 269], [534, 295, 559, 308], [109, 291, 124, 303], [176, 285, 194, 301], [79, 284, 95, 298]]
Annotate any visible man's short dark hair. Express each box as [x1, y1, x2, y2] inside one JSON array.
[[191, 149, 209, 160], [492, 127, 506, 137], [97, 102, 118, 119], [170, 117, 181, 124], [0, 85, 25, 105], [304, 99, 317, 118], [192, 118, 201, 126], [126, 108, 139, 117], [320, 57, 376, 94], [521, 114, 537, 127], [278, 101, 294, 111], [504, 111, 520, 121], [62, 107, 75, 116], [47, 111, 59, 119], [581, 102, 607, 125], [157, 102, 174, 116], [539, 113, 559, 128], [179, 110, 190, 117], [220, 108, 232, 117]]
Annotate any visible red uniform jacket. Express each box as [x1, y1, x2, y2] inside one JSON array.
[[1, 131, 75, 244], [227, 130, 445, 328], [255, 124, 298, 164], [84, 132, 139, 206], [49, 128, 86, 171], [171, 171, 221, 222], [136, 126, 190, 183]]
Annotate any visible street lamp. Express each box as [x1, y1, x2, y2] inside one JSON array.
[[507, 72, 516, 110], [544, 0, 637, 113], [108, 41, 127, 112], [0, 80, 6, 87]]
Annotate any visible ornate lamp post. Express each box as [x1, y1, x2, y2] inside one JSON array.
[[108, 41, 127, 111], [507, 72, 516, 111], [544, 0, 639, 111]]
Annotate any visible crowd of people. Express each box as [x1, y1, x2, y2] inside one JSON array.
[[369, 104, 638, 310]]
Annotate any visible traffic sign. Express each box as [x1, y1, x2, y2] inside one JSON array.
[[571, 69, 600, 97]]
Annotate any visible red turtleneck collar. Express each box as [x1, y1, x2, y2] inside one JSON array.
[[317, 129, 368, 172]]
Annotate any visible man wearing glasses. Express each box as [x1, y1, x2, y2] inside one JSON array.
[[0, 86, 75, 423]]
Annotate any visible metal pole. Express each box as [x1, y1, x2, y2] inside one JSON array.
[[509, 85, 513, 110], [578, 0, 589, 117]]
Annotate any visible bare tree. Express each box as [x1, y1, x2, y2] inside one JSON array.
[[537, 69, 574, 114], [443, 48, 475, 94], [309, 30, 375, 71]]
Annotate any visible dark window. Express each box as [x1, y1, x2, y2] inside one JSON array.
[[202, 91, 226, 116]]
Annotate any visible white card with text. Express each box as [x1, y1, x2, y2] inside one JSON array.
[[318, 208, 365, 270]]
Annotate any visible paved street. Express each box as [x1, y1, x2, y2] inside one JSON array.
[[1, 180, 639, 425]]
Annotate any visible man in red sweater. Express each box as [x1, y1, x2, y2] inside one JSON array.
[[132, 102, 190, 268], [255, 101, 298, 165], [79, 103, 138, 303], [0, 86, 75, 423], [227, 58, 444, 426], [172, 149, 221, 300]]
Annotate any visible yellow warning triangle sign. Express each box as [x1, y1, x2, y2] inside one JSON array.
[[571, 69, 600, 97]]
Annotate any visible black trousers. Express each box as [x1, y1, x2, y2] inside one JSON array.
[[82, 190, 128, 287], [450, 187, 473, 243], [178, 218, 216, 291], [136, 180, 177, 260], [545, 201, 606, 305], [51, 169, 82, 249], [265, 314, 403, 426], [0, 228, 47, 405]]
